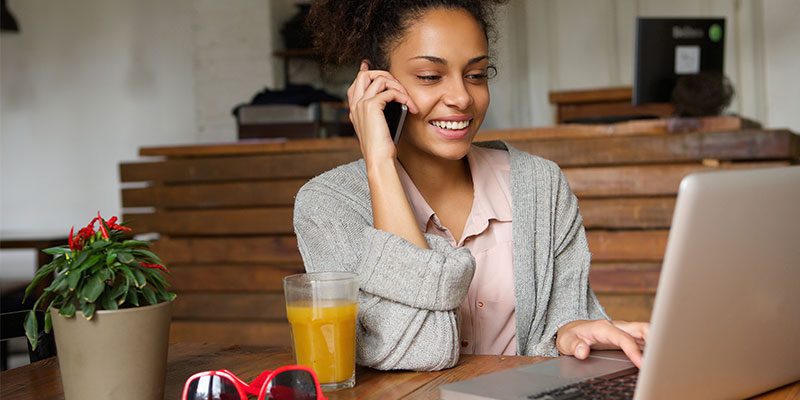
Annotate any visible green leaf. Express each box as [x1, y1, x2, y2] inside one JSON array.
[[24, 310, 39, 350], [125, 290, 139, 307], [133, 269, 147, 289], [117, 252, 134, 264], [81, 302, 96, 320], [50, 275, 69, 293], [71, 251, 89, 269], [141, 287, 157, 305], [132, 249, 162, 263], [60, 302, 76, 318], [82, 254, 103, 270], [122, 240, 151, 248], [44, 309, 53, 333], [99, 291, 118, 311], [98, 269, 113, 283], [107, 277, 129, 300], [67, 269, 82, 291], [82, 275, 105, 303], [23, 262, 58, 302], [42, 246, 70, 255], [106, 252, 117, 265], [90, 240, 111, 250]]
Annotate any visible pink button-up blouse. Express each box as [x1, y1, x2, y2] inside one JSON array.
[[397, 145, 516, 355]]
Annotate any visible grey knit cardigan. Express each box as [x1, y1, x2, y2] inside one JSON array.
[[293, 141, 608, 371]]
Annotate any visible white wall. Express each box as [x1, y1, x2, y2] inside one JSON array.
[[762, 0, 800, 131], [1, 0, 197, 277], [488, 0, 799, 131], [1, 0, 798, 279]]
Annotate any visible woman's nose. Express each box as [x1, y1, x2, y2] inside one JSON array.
[[442, 79, 473, 110]]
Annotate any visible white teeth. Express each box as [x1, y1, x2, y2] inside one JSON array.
[[431, 119, 470, 130]]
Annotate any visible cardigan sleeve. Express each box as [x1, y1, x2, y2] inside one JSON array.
[[528, 166, 610, 357], [293, 181, 475, 370]]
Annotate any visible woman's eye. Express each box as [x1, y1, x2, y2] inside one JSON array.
[[416, 75, 441, 82], [466, 73, 489, 81]]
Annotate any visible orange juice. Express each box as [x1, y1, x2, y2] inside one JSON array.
[[286, 300, 358, 384]]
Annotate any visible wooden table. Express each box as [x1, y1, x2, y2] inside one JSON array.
[[1, 343, 798, 399]]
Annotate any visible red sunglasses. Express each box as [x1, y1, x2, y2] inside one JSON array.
[[182, 365, 329, 400]]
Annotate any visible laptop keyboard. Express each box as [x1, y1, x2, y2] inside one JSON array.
[[526, 368, 638, 400]]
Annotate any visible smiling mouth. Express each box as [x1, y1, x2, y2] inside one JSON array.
[[429, 119, 472, 130]]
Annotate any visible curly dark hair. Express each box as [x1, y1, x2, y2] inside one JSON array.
[[307, 0, 507, 70], [671, 72, 735, 117]]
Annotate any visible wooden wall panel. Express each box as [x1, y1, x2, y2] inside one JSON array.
[[120, 151, 360, 183], [124, 208, 294, 235], [151, 237, 300, 264], [509, 129, 797, 167], [579, 197, 675, 229], [589, 263, 661, 294], [587, 230, 669, 262], [565, 162, 788, 197], [119, 126, 797, 347], [122, 179, 306, 208], [596, 294, 656, 322], [168, 265, 304, 292]]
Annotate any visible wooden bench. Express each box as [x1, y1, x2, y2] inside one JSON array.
[[120, 116, 799, 346]]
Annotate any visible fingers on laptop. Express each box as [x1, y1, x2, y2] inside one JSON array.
[[612, 321, 649, 349], [557, 320, 644, 368]]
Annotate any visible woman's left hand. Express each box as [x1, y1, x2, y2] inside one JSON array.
[[555, 319, 650, 368]]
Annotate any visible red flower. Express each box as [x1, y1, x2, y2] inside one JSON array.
[[97, 212, 110, 239], [68, 226, 75, 250], [103, 216, 132, 232], [140, 262, 169, 273]]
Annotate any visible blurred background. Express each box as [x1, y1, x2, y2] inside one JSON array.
[[1, 0, 798, 368]]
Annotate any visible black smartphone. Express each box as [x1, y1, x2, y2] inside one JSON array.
[[383, 102, 408, 143]]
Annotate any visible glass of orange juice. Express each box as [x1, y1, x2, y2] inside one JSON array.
[[283, 272, 359, 391]]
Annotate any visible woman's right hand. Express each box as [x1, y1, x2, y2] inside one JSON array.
[[347, 61, 419, 164]]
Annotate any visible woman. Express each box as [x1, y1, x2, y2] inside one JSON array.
[[294, 0, 648, 371]]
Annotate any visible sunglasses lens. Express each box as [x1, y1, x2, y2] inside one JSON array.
[[265, 370, 318, 400], [185, 375, 241, 400]]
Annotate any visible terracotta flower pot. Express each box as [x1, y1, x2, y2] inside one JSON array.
[[50, 301, 173, 400]]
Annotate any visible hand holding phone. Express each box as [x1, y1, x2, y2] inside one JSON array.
[[383, 102, 408, 143], [346, 61, 418, 161]]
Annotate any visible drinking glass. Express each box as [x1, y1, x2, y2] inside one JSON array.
[[283, 272, 358, 391]]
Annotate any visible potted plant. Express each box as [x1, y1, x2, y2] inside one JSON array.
[[24, 212, 176, 400]]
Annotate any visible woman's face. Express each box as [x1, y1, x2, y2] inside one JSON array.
[[388, 8, 490, 162]]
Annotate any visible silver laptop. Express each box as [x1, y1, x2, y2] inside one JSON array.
[[441, 166, 800, 400]]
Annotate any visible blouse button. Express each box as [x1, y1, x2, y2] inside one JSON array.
[[477, 301, 485, 308], [461, 340, 469, 347]]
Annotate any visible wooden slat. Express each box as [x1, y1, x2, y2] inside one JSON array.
[[139, 136, 359, 158], [580, 197, 675, 229], [482, 116, 748, 142], [548, 87, 633, 104], [154, 231, 663, 264], [587, 230, 669, 262], [173, 293, 287, 320], [151, 237, 301, 264], [122, 179, 307, 208], [120, 151, 360, 183], [170, 321, 292, 347], [168, 264, 304, 292], [121, 131, 797, 183], [565, 161, 789, 197], [589, 262, 661, 294], [509, 130, 797, 167], [596, 294, 655, 322], [136, 116, 736, 158], [124, 208, 294, 235], [559, 102, 674, 123]]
